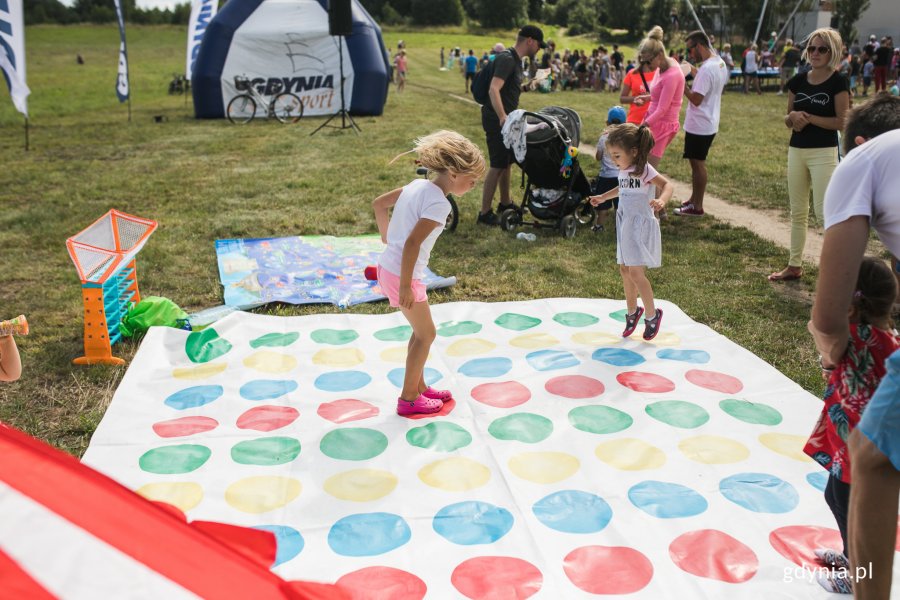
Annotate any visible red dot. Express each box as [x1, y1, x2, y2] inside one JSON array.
[[401, 398, 457, 420], [769, 525, 844, 569], [685, 369, 743, 394], [336, 566, 426, 600], [616, 371, 675, 393], [471, 381, 531, 408], [545, 375, 605, 399], [317, 399, 379, 423], [451, 556, 542, 599], [152, 416, 218, 438], [670, 529, 758, 583], [236, 405, 299, 431], [564, 546, 653, 594]]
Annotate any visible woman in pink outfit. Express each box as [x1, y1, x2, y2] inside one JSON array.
[[639, 26, 685, 171]]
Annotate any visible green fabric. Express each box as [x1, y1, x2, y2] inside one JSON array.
[[120, 296, 188, 338]]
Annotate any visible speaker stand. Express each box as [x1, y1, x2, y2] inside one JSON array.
[[311, 35, 360, 136]]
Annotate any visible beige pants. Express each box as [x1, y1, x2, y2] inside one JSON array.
[[787, 146, 838, 267]]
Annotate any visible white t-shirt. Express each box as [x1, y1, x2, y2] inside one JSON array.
[[378, 178, 451, 279], [596, 132, 619, 178], [745, 50, 758, 73], [824, 129, 900, 257], [684, 55, 729, 135]]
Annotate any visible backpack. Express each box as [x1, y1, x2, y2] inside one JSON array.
[[471, 55, 498, 105]]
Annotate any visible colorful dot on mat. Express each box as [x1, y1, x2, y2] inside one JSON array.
[[311, 329, 359, 345], [328, 513, 411, 556], [563, 545, 653, 594], [225, 476, 301, 513], [373, 325, 412, 342], [418, 457, 491, 491], [645, 400, 710, 429], [185, 328, 233, 363], [164, 385, 223, 410], [805, 471, 828, 491], [769, 525, 844, 568], [494, 313, 542, 331], [252, 525, 304, 567], [568, 406, 633, 435], [172, 362, 227, 380], [139, 444, 211, 475], [720, 472, 799, 513], [685, 369, 743, 394], [433, 501, 514, 545], [592, 347, 645, 367], [379, 346, 412, 363], [526, 349, 580, 371], [320, 428, 388, 461], [407, 422, 472, 452], [446, 338, 497, 357], [236, 405, 299, 432], [571, 331, 621, 346], [387, 367, 442, 388], [508, 451, 580, 484], [488, 413, 553, 443], [470, 381, 531, 408], [758, 433, 814, 462], [231, 437, 301, 466], [656, 349, 710, 364], [545, 375, 605, 399], [616, 371, 675, 393], [628, 481, 708, 518], [595, 439, 666, 471], [402, 398, 457, 420], [669, 529, 759, 583], [678, 435, 750, 464], [250, 332, 300, 349], [152, 416, 219, 438], [136, 482, 203, 512], [317, 399, 380, 423], [239, 379, 298, 401], [509, 332, 559, 349], [719, 399, 783, 426], [315, 370, 372, 392], [644, 331, 681, 347], [532, 490, 612, 534], [323, 469, 399, 502], [451, 556, 543, 599], [336, 566, 427, 600], [312, 348, 365, 368], [458, 357, 512, 378], [608, 309, 644, 323], [553, 312, 599, 327], [243, 351, 297, 374], [437, 320, 482, 337]]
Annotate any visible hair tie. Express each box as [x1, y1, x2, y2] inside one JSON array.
[[854, 290, 864, 299]]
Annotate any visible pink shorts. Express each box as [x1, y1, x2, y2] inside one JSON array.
[[649, 122, 679, 158], [377, 265, 427, 308]]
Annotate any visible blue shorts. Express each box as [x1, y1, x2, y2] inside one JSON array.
[[858, 348, 900, 471]]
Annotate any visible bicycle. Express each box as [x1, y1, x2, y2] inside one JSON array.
[[226, 75, 304, 124], [416, 164, 459, 232]]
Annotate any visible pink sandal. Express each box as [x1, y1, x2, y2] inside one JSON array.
[[397, 393, 443, 416], [422, 386, 453, 401]]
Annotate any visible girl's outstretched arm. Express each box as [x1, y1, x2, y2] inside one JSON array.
[[588, 186, 620, 206], [373, 188, 403, 243], [398, 218, 441, 309], [649, 173, 673, 211]]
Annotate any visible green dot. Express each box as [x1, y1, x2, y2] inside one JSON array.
[[250, 332, 300, 348], [185, 328, 233, 363], [553, 312, 599, 327], [720, 399, 783, 426], [488, 413, 553, 443], [437, 320, 482, 337], [494, 313, 542, 331], [139, 444, 211, 474], [568, 406, 633, 434], [320, 428, 388, 460], [407, 422, 472, 452], [608, 309, 644, 324], [374, 325, 413, 342], [311, 329, 359, 345], [645, 401, 710, 429], [231, 437, 301, 466]]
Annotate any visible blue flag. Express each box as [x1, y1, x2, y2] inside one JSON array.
[[113, 0, 129, 102]]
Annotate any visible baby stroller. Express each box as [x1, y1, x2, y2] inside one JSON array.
[[500, 106, 594, 238]]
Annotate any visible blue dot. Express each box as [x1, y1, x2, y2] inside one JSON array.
[[458, 357, 512, 378], [387, 367, 443, 388], [656, 349, 710, 364], [526, 350, 580, 371], [164, 385, 223, 410], [314, 370, 372, 392], [533, 490, 612, 533], [720, 472, 799, 513], [591, 348, 645, 366], [253, 525, 304, 566], [239, 379, 298, 401], [432, 501, 514, 545], [628, 481, 708, 518], [806, 471, 828, 492], [327, 513, 411, 556]]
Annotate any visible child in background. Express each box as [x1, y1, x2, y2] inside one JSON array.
[[374, 131, 486, 415], [396, 50, 408, 92], [588, 124, 673, 340], [862, 58, 873, 96], [591, 106, 628, 233], [0, 315, 27, 382]]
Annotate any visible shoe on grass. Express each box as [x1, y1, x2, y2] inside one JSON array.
[[675, 204, 705, 216], [476, 210, 499, 226]]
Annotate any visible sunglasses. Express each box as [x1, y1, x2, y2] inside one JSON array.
[[807, 45, 831, 54]]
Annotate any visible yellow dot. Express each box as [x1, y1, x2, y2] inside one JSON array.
[[172, 362, 228, 380], [418, 457, 491, 491], [595, 439, 666, 470], [644, 332, 681, 346], [225, 476, 301, 513], [571, 332, 621, 346], [136, 482, 203, 512], [380, 346, 408, 363], [324, 469, 398, 502], [243, 351, 297, 373], [509, 332, 560, 349], [508, 451, 580, 483], [446, 338, 497, 357], [759, 433, 814, 462], [679, 435, 749, 464], [312, 348, 364, 367]]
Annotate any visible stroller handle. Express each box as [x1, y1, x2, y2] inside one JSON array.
[[520, 111, 572, 146]]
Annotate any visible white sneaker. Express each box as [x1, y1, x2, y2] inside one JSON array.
[[814, 547, 849, 570], [816, 570, 853, 594], [776, 90, 783, 95]]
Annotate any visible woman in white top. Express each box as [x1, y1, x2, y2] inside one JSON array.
[[744, 43, 761, 94]]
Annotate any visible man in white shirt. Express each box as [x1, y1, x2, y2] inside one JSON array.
[[675, 31, 729, 217]]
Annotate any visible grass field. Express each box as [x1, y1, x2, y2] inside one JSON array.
[[0, 24, 822, 457]]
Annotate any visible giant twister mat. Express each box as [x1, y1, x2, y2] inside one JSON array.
[[82, 299, 900, 598]]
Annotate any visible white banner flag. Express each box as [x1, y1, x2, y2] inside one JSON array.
[[0, 0, 29, 117], [186, 0, 218, 79], [113, 0, 129, 102]]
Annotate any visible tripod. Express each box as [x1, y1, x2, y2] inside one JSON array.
[[311, 35, 360, 136]]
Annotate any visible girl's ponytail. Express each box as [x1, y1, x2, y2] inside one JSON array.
[[853, 257, 898, 327], [633, 125, 655, 175]]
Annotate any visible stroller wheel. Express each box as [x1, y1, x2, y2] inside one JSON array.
[[445, 195, 459, 232], [575, 202, 596, 225], [500, 207, 521, 233], [560, 215, 577, 239]]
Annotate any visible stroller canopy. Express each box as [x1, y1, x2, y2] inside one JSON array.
[[526, 106, 582, 147]]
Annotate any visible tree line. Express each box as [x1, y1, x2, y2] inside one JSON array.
[[27, 0, 192, 25]]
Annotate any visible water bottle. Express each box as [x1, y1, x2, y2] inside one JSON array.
[[516, 232, 537, 242]]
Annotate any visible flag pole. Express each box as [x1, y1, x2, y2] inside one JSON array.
[[24, 117, 29, 151]]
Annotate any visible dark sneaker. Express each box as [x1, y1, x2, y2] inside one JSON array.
[[643, 309, 663, 340], [675, 204, 705, 217], [591, 224, 604, 233], [477, 210, 499, 226], [622, 306, 644, 338]]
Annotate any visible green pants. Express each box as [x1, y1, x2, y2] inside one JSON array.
[[787, 145, 838, 267]]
